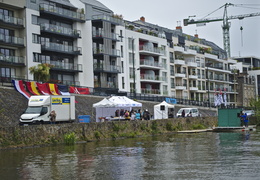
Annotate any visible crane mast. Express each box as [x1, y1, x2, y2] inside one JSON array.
[[183, 3, 260, 57]]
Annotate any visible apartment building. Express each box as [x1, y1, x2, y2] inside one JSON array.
[[1, 0, 256, 108], [0, 0, 26, 82]]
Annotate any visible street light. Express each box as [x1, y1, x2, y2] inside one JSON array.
[[206, 62, 211, 107], [132, 38, 136, 99]]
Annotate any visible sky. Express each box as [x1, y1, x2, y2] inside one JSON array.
[[97, 0, 260, 58]]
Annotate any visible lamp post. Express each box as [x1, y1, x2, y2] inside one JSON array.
[[206, 63, 211, 107], [132, 38, 136, 99]]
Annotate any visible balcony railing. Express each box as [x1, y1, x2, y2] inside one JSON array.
[[94, 81, 118, 89], [40, 23, 81, 38], [139, 45, 165, 55], [41, 60, 82, 72], [92, 14, 124, 26], [140, 74, 162, 81], [0, 34, 24, 46], [93, 47, 120, 57], [39, 4, 85, 22], [0, 14, 24, 27], [92, 30, 119, 41], [141, 88, 160, 95], [0, 55, 25, 65], [93, 63, 121, 73], [41, 42, 81, 55], [139, 59, 162, 68]]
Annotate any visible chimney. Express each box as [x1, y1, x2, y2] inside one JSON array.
[[176, 26, 182, 33], [140, 16, 145, 22]]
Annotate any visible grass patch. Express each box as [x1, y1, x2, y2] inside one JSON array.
[[94, 131, 101, 139], [192, 124, 206, 130], [64, 132, 76, 145]]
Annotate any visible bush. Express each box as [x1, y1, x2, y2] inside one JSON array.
[[64, 132, 76, 145]]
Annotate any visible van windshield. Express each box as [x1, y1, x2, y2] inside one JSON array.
[[178, 109, 190, 113], [24, 106, 42, 114]]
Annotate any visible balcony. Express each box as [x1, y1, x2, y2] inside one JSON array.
[[140, 74, 163, 82], [174, 45, 184, 53], [40, 23, 81, 38], [0, 55, 25, 66], [39, 4, 85, 22], [0, 34, 24, 47], [92, 14, 124, 26], [41, 42, 82, 55], [205, 53, 218, 60], [41, 60, 82, 72], [189, 87, 198, 91], [187, 61, 197, 67], [93, 47, 120, 57], [94, 81, 118, 89], [0, 14, 24, 28], [93, 63, 121, 73], [174, 73, 186, 78], [139, 59, 162, 69], [141, 88, 160, 95], [188, 74, 198, 79], [92, 30, 119, 41], [175, 85, 186, 90], [139, 45, 165, 56], [174, 59, 185, 65]]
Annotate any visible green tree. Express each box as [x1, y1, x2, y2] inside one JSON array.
[[29, 63, 53, 82]]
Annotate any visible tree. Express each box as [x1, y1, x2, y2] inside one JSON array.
[[29, 63, 53, 82]]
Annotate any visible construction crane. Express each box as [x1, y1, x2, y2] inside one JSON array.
[[183, 3, 260, 57]]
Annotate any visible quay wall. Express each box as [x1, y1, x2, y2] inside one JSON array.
[[0, 117, 218, 149]]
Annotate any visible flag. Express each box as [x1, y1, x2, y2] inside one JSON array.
[[224, 91, 227, 106]]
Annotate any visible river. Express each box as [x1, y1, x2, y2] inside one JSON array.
[[0, 130, 260, 180]]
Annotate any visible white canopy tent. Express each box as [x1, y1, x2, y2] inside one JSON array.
[[93, 96, 142, 122], [154, 101, 175, 119]]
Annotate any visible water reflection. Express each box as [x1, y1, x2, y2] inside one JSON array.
[[1, 131, 260, 180]]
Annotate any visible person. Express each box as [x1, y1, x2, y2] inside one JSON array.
[[124, 110, 130, 120], [48, 110, 56, 124], [130, 110, 136, 120], [187, 112, 192, 117], [115, 109, 120, 117], [240, 113, 248, 127], [181, 110, 185, 117], [143, 109, 150, 120], [135, 110, 141, 120]]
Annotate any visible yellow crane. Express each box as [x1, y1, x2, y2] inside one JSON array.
[[183, 3, 260, 57]]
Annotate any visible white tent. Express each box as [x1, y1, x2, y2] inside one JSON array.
[[93, 96, 142, 122], [154, 101, 175, 119], [93, 98, 117, 108], [108, 96, 142, 107]]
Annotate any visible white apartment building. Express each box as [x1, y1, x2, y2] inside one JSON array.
[[1, 0, 257, 108]]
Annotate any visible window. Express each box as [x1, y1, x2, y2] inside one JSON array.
[[121, 61, 124, 73], [122, 77, 125, 89], [32, 15, 38, 25], [30, 0, 36, 3], [121, 45, 123, 57], [32, 34, 40, 43]]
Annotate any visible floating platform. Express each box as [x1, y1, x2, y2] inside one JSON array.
[[212, 125, 257, 132], [177, 129, 213, 133]]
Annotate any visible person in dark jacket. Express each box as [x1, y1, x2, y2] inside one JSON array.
[[181, 110, 185, 117]]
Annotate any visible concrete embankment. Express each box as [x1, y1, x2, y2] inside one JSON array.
[[0, 117, 218, 149]]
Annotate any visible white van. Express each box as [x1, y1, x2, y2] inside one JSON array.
[[176, 108, 199, 117]]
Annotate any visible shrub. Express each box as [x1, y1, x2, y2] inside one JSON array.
[[64, 132, 76, 145]]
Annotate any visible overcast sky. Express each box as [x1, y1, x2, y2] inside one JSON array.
[[97, 0, 260, 58]]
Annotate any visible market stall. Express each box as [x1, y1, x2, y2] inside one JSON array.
[[93, 96, 142, 122], [154, 101, 175, 119]]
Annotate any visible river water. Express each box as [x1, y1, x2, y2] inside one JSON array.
[[1, 130, 260, 180]]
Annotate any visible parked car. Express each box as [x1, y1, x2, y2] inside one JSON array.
[[176, 108, 199, 117], [242, 110, 255, 116]]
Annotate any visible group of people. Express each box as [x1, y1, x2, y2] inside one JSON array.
[[115, 109, 151, 120]]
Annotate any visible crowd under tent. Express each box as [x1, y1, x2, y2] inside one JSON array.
[[93, 96, 142, 122], [154, 101, 175, 120]]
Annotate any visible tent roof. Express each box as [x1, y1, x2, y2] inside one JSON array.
[[154, 101, 175, 108], [93, 98, 117, 107], [108, 96, 142, 107]]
